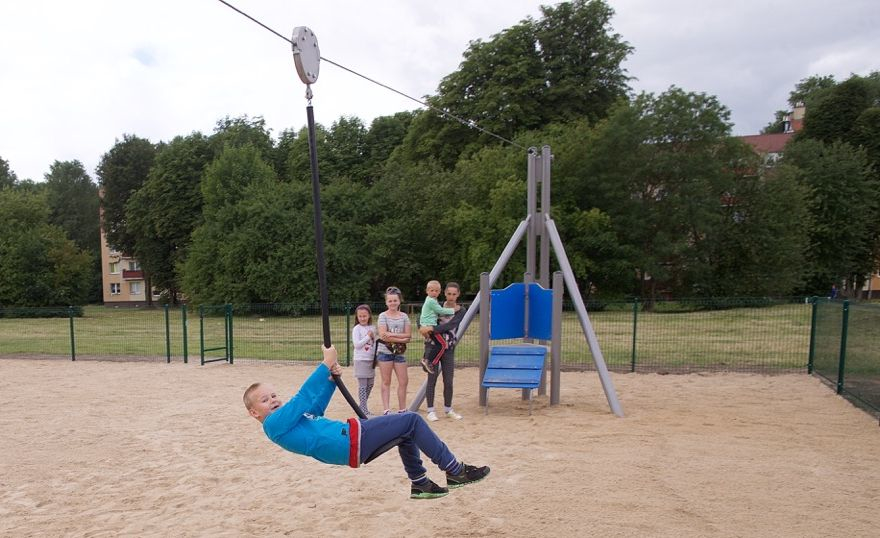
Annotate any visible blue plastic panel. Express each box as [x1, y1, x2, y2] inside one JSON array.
[[490, 283, 525, 339], [527, 282, 553, 340]]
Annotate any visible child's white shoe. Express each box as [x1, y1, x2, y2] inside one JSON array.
[[446, 410, 463, 420], [426, 411, 439, 422]]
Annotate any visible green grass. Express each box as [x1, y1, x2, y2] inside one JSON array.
[[0, 302, 815, 371]]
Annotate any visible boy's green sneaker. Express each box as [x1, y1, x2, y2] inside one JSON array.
[[410, 479, 449, 499], [446, 463, 490, 489]]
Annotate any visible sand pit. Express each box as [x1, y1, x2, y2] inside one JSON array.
[[1, 358, 877, 537]]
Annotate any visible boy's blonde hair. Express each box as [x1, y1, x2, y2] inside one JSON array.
[[426, 280, 441, 291], [243, 382, 263, 410]]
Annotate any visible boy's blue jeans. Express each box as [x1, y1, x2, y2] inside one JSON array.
[[359, 412, 457, 480]]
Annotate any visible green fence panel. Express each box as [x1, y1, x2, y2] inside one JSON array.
[[837, 302, 880, 413], [812, 299, 843, 386], [0, 307, 75, 359]]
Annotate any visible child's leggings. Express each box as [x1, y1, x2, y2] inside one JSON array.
[[357, 377, 374, 415]]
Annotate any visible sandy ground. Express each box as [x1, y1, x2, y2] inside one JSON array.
[[1, 358, 878, 538]]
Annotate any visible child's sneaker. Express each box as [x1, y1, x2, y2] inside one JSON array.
[[446, 463, 490, 489], [410, 478, 449, 499], [426, 411, 439, 422], [446, 410, 462, 420], [420, 357, 435, 374]]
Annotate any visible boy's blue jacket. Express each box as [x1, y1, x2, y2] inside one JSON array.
[[262, 363, 361, 467]]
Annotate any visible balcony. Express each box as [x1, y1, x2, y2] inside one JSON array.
[[122, 269, 144, 280]]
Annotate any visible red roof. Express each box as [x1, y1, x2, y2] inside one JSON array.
[[739, 133, 794, 154]]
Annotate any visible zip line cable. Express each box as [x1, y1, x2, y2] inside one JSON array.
[[216, 0, 526, 150]]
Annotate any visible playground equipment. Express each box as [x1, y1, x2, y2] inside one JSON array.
[[479, 273, 563, 415], [410, 146, 624, 417]]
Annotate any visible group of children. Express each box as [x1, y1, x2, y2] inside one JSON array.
[[352, 280, 465, 419], [243, 279, 488, 500]]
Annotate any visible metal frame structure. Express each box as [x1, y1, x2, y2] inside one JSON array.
[[411, 145, 623, 417]]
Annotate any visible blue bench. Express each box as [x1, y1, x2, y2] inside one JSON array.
[[482, 345, 547, 415]]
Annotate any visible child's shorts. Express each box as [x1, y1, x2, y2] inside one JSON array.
[[377, 352, 407, 364]]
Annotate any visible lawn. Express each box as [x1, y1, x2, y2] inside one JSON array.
[[0, 302, 813, 372]]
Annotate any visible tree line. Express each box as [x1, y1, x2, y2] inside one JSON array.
[[2, 0, 878, 308]]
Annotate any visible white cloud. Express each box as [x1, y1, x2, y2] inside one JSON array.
[[0, 0, 877, 182]]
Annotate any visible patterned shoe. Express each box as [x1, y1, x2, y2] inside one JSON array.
[[446, 410, 463, 420]]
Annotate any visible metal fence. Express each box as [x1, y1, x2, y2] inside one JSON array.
[[1, 298, 877, 416], [810, 299, 880, 416]]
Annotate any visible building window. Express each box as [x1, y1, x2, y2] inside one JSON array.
[[130, 281, 143, 296], [128, 261, 141, 271], [109, 262, 120, 274], [110, 283, 121, 295]]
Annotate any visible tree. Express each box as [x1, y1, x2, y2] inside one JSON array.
[[362, 111, 416, 184], [96, 135, 156, 254], [0, 156, 17, 189], [43, 160, 101, 302], [801, 75, 874, 145], [704, 164, 810, 296], [789, 74, 837, 109], [558, 87, 772, 301], [210, 115, 274, 162], [783, 138, 879, 294], [44, 160, 100, 253], [125, 133, 212, 302], [322, 116, 368, 182], [396, 0, 632, 167], [0, 189, 91, 306], [182, 145, 298, 304]]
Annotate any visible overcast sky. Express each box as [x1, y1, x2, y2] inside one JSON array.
[[1, 0, 877, 182]]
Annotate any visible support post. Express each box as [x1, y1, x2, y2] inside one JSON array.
[[836, 300, 849, 394], [526, 148, 537, 278], [68, 306, 76, 362], [181, 305, 188, 364], [479, 272, 491, 407], [550, 271, 563, 405], [164, 303, 171, 363], [545, 217, 624, 417], [807, 296, 817, 374], [539, 145, 551, 288], [631, 298, 639, 373]]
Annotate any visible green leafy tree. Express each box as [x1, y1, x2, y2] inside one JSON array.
[[43, 160, 101, 302], [397, 0, 632, 167], [0, 189, 91, 306], [97, 134, 156, 254], [783, 138, 879, 294], [44, 160, 100, 253], [789, 74, 837, 109], [0, 156, 18, 189], [704, 164, 810, 296], [559, 87, 765, 301], [322, 116, 368, 182], [125, 133, 212, 302], [801, 75, 875, 144], [362, 111, 416, 184], [210, 115, 274, 161]]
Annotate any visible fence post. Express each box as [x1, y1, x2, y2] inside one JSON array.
[[199, 305, 205, 366], [227, 304, 234, 365], [630, 298, 639, 373], [836, 300, 849, 395], [807, 296, 818, 374], [68, 306, 76, 362], [181, 305, 188, 364], [344, 302, 352, 367], [164, 303, 171, 364]]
